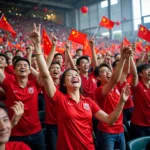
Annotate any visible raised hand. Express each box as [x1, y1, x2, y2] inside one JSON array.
[[30, 23, 41, 45], [51, 32, 57, 46], [89, 38, 95, 49], [11, 101, 24, 127], [120, 43, 132, 59], [65, 41, 71, 51], [120, 84, 130, 103]]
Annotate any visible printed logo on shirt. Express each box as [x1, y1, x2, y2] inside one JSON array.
[[83, 103, 90, 110], [92, 78, 96, 83], [144, 89, 147, 92], [13, 90, 18, 93], [28, 87, 34, 94], [68, 102, 73, 106], [115, 89, 120, 95]]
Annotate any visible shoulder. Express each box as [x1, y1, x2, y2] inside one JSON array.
[[6, 142, 31, 150]]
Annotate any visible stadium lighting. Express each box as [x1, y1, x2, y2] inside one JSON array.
[[102, 32, 110, 36], [33, 15, 36, 17], [0, 11, 1, 13], [16, 13, 18, 16], [9, 10, 11, 13], [19, 14, 22, 16], [51, 14, 53, 16]]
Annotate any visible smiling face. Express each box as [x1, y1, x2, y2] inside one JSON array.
[[0, 56, 7, 69], [5, 52, 13, 64], [31, 56, 38, 70], [54, 55, 63, 66], [139, 68, 150, 81], [97, 66, 112, 85], [14, 60, 30, 77], [64, 69, 81, 91], [0, 108, 11, 145], [49, 63, 61, 79], [78, 58, 89, 74]]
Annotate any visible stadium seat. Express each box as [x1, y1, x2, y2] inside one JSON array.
[[127, 136, 150, 150]]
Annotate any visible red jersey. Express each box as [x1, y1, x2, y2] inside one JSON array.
[[95, 85, 124, 133], [5, 65, 14, 75], [80, 73, 97, 101], [1, 76, 42, 136], [43, 85, 59, 125], [117, 81, 134, 109], [52, 89, 100, 150], [6, 142, 31, 150], [131, 81, 150, 126]]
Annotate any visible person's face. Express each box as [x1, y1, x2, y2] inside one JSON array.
[[78, 59, 89, 74], [97, 66, 112, 85], [5, 52, 13, 64], [0, 56, 7, 68], [64, 70, 81, 90], [23, 50, 27, 57], [54, 55, 63, 66], [115, 54, 120, 60], [139, 68, 150, 81], [16, 51, 24, 57], [49, 64, 61, 79], [76, 50, 83, 57], [14, 60, 30, 77], [31, 57, 38, 70], [0, 108, 11, 145]]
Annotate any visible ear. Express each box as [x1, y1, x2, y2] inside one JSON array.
[[96, 75, 101, 81], [139, 72, 142, 77]]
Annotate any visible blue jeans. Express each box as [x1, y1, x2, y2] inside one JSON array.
[[96, 130, 126, 150], [46, 124, 58, 150], [10, 130, 45, 150]]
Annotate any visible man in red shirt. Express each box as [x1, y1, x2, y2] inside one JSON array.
[[0, 101, 31, 150], [0, 57, 45, 150], [130, 54, 150, 138]]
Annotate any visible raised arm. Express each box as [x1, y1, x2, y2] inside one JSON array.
[[89, 39, 98, 68], [27, 45, 34, 66], [95, 85, 130, 125], [30, 24, 56, 98], [102, 44, 131, 95], [46, 33, 57, 69]]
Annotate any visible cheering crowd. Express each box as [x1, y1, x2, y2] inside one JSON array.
[[0, 20, 150, 150]]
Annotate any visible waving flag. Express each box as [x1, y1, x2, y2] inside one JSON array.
[[0, 14, 16, 37], [68, 29, 87, 45], [99, 16, 115, 29], [123, 37, 131, 46], [137, 25, 150, 42]]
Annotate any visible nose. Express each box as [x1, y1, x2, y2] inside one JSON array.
[[0, 121, 5, 129]]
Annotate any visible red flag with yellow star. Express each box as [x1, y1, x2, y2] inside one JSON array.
[[83, 40, 92, 58], [99, 16, 115, 29], [145, 45, 150, 52], [137, 25, 150, 42], [68, 29, 87, 45], [0, 14, 16, 37], [123, 37, 131, 46], [42, 28, 52, 56]]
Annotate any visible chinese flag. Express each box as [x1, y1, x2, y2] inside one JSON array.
[[68, 29, 87, 45], [99, 16, 115, 29], [83, 40, 92, 58], [42, 28, 52, 56], [123, 37, 131, 46], [145, 45, 150, 52], [136, 42, 143, 52], [137, 25, 150, 42], [0, 14, 16, 37]]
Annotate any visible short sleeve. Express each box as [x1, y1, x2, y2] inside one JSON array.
[[1, 75, 11, 91], [90, 98, 101, 114]]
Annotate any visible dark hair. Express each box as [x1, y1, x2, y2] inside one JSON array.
[[0, 102, 8, 114], [12, 56, 21, 64], [54, 53, 63, 59], [51, 61, 61, 67], [59, 68, 81, 94], [114, 53, 120, 58], [73, 55, 79, 59], [5, 51, 13, 55], [94, 63, 111, 87], [32, 54, 36, 58], [137, 63, 150, 79], [76, 56, 89, 66], [112, 60, 119, 68], [16, 50, 23, 54], [14, 57, 30, 68], [76, 48, 82, 53], [0, 53, 9, 64]]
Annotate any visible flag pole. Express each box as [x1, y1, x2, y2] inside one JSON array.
[[92, 24, 99, 39]]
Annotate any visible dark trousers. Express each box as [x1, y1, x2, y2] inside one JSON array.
[[96, 130, 126, 150], [38, 93, 45, 111], [10, 130, 45, 150], [130, 123, 150, 139], [46, 124, 58, 150]]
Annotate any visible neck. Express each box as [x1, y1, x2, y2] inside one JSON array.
[[16, 76, 28, 88], [80, 71, 88, 77], [67, 89, 80, 103], [0, 144, 5, 150], [142, 78, 150, 88], [53, 78, 59, 86]]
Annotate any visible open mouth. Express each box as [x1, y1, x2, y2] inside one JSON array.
[[71, 78, 79, 84]]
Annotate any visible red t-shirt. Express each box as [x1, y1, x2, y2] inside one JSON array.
[[117, 81, 134, 109], [1, 76, 42, 136], [95, 85, 124, 134], [6, 142, 31, 150], [5, 65, 14, 75], [52, 89, 100, 150], [80, 73, 97, 102], [131, 81, 150, 126], [43, 85, 59, 125]]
